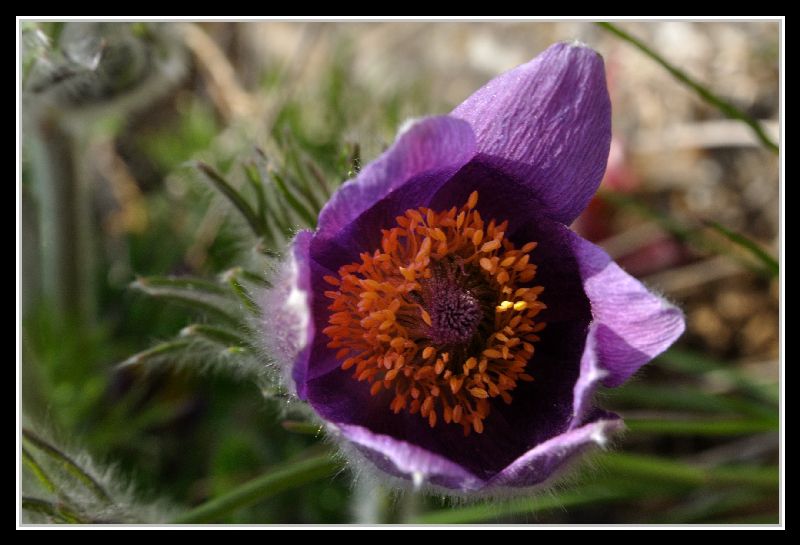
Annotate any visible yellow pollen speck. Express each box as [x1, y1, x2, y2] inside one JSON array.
[[496, 300, 514, 312], [513, 301, 528, 311]]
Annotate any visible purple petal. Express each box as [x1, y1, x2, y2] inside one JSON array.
[[568, 232, 686, 387], [570, 323, 607, 427], [487, 416, 623, 489], [451, 42, 611, 225], [261, 230, 314, 383], [261, 230, 339, 400], [315, 116, 476, 241], [336, 423, 484, 491]]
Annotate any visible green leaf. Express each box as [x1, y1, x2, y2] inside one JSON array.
[[281, 420, 324, 435], [180, 323, 249, 347], [197, 161, 266, 237], [596, 22, 778, 154], [22, 446, 59, 496], [270, 168, 318, 228], [282, 144, 325, 214], [22, 429, 113, 505], [132, 276, 240, 326], [22, 496, 85, 524], [171, 452, 340, 523], [221, 268, 260, 315], [224, 267, 270, 287], [117, 339, 193, 369], [132, 274, 227, 295], [242, 161, 270, 240]]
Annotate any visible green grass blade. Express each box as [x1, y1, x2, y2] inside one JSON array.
[[656, 348, 778, 405], [413, 485, 635, 524], [651, 489, 775, 524], [626, 417, 777, 436], [596, 22, 778, 154], [611, 384, 776, 420], [414, 452, 777, 524], [705, 220, 778, 277], [600, 192, 775, 279], [599, 452, 778, 490], [172, 453, 340, 523]]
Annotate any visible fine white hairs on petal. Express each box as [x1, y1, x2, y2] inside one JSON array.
[[568, 39, 592, 49], [412, 471, 425, 491], [590, 423, 610, 448], [284, 256, 309, 352], [396, 117, 424, 139]]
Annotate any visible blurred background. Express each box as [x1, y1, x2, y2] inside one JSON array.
[[20, 20, 780, 524]]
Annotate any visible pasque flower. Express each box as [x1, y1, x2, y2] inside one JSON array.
[[263, 42, 684, 493]]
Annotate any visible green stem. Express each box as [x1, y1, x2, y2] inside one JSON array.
[[596, 22, 779, 154], [31, 112, 92, 323], [172, 453, 340, 523]]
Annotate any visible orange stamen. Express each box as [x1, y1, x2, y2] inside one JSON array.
[[323, 192, 546, 436]]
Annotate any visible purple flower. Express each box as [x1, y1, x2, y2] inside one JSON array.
[[263, 42, 685, 493]]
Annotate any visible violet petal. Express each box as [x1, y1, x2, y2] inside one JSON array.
[[452, 42, 611, 225], [337, 423, 484, 491], [315, 116, 476, 240], [486, 416, 623, 489], [568, 231, 686, 387]]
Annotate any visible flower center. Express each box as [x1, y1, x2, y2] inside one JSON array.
[[425, 266, 483, 346], [323, 192, 546, 435]]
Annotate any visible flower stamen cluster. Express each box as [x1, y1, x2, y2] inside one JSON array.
[[323, 192, 546, 435]]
